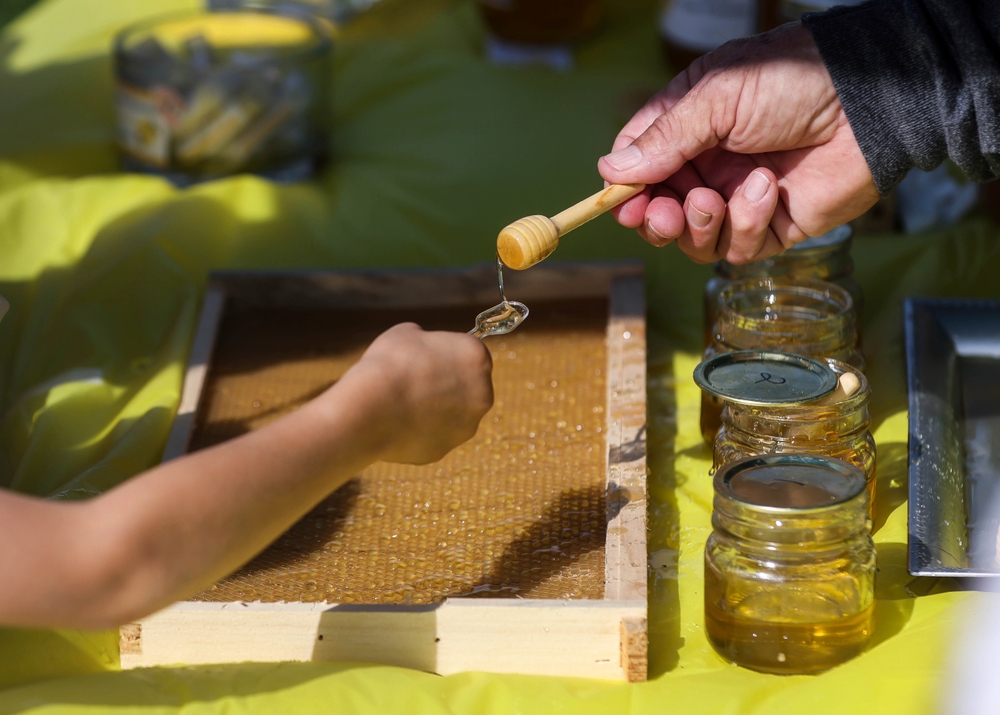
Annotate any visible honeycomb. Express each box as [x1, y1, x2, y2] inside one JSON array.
[[188, 298, 609, 604]]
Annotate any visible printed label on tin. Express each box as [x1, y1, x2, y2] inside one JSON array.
[[115, 85, 184, 167], [115, 84, 174, 167], [660, 0, 756, 53]]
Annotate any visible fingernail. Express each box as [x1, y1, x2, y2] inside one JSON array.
[[646, 219, 673, 244], [603, 145, 643, 171], [744, 170, 771, 203], [688, 205, 712, 228]]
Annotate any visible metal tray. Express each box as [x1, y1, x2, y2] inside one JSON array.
[[906, 298, 1000, 577]]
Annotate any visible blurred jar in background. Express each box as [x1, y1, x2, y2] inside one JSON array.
[[478, 0, 601, 45], [659, 0, 757, 71], [759, 0, 866, 31], [208, 0, 383, 27], [114, 9, 330, 184]]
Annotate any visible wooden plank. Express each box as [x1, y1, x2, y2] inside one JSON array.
[[604, 276, 648, 605], [121, 599, 646, 680], [161, 285, 225, 462]]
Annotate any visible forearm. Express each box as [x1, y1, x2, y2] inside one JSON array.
[[804, 0, 1000, 193], [0, 371, 392, 629]]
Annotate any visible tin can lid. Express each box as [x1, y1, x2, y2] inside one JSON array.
[[788, 224, 852, 252], [693, 350, 838, 406], [715, 455, 867, 509]]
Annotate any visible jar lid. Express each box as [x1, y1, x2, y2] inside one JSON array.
[[788, 224, 852, 252], [715, 455, 867, 509], [693, 350, 838, 406]]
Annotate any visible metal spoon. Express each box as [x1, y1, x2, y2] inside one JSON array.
[[468, 300, 529, 339]]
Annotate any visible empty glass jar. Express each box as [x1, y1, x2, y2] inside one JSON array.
[[705, 454, 876, 674], [700, 277, 863, 443], [702, 225, 862, 347], [707, 356, 876, 509]]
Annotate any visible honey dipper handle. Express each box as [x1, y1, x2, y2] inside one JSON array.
[[550, 183, 645, 234], [497, 183, 645, 270]]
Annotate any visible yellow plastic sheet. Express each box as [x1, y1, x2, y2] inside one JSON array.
[[0, 0, 999, 711]]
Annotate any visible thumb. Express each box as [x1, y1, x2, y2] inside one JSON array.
[[598, 88, 723, 186]]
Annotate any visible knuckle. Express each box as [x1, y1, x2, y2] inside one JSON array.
[[724, 234, 767, 265], [725, 250, 754, 266], [647, 112, 679, 148], [678, 240, 716, 265]]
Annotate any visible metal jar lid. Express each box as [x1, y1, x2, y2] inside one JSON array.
[[693, 350, 838, 406], [715, 454, 868, 510]]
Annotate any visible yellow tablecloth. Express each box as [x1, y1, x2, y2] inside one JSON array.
[[0, 0, 998, 711]]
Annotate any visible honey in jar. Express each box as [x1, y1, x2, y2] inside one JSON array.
[[702, 225, 862, 348], [695, 351, 876, 510], [478, 0, 601, 45], [700, 277, 863, 443], [705, 454, 876, 674]]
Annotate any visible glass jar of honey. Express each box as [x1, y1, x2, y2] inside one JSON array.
[[478, 0, 601, 46], [700, 277, 863, 443], [702, 225, 862, 347], [696, 351, 876, 507], [705, 454, 876, 674]]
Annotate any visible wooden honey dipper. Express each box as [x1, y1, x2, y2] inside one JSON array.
[[497, 183, 645, 270], [788, 371, 862, 440]]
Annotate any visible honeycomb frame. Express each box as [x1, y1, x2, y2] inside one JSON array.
[[121, 262, 648, 681]]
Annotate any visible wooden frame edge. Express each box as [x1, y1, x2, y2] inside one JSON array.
[[161, 284, 225, 462], [604, 275, 648, 604], [121, 599, 647, 681]]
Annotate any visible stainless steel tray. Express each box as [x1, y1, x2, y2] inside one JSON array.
[[906, 298, 1000, 577]]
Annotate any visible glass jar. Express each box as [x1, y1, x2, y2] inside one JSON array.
[[658, 0, 757, 71], [207, 0, 381, 26], [478, 0, 601, 45], [700, 277, 863, 443], [705, 454, 876, 674], [703, 225, 862, 347], [759, 0, 870, 31], [713, 358, 877, 508], [114, 9, 330, 184]]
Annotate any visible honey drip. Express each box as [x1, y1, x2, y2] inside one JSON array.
[[468, 255, 529, 339], [497, 253, 507, 304]]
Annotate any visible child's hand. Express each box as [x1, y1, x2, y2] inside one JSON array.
[[340, 323, 494, 465], [0, 324, 492, 630]]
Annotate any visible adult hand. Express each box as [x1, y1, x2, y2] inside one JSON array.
[[341, 323, 494, 465], [599, 23, 879, 264]]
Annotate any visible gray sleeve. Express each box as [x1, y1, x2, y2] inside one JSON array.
[[802, 0, 1000, 195]]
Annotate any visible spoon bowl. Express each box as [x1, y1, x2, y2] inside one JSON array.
[[468, 301, 529, 339]]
